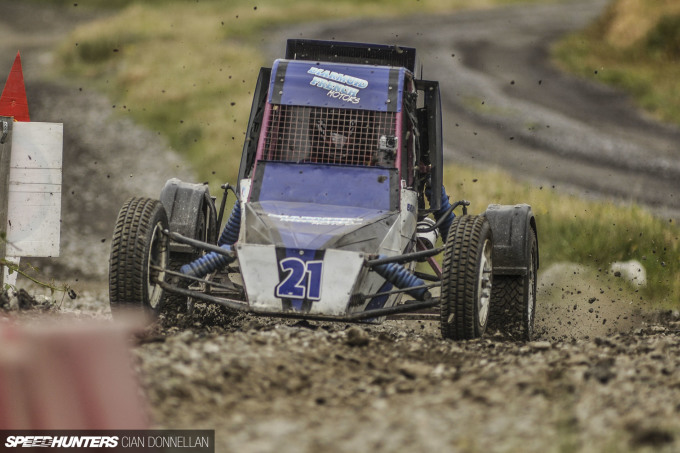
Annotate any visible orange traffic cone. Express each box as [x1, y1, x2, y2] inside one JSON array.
[[0, 52, 30, 122]]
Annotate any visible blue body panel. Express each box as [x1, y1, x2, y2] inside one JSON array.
[[269, 59, 405, 112], [251, 161, 398, 211]]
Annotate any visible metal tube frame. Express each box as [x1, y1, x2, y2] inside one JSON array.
[[158, 224, 447, 321]]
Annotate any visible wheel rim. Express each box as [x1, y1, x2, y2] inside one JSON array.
[[526, 243, 537, 331], [477, 238, 493, 327], [147, 222, 168, 309]]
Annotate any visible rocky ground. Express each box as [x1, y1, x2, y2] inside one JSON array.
[[2, 1, 680, 452], [2, 287, 680, 452]]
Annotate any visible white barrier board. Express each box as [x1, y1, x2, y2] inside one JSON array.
[[5, 122, 63, 257]]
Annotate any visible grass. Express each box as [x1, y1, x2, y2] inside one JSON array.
[[552, 0, 680, 125], [444, 165, 679, 306], [548, 0, 680, 305], [43, 0, 680, 307], [53, 0, 557, 188]]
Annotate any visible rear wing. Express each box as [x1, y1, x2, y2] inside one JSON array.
[[286, 39, 417, 74]]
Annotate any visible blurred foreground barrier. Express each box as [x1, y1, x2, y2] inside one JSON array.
[[0, 318, 149, 429]]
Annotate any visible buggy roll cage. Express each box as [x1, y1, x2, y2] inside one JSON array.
[[236, 39, 444, 214]]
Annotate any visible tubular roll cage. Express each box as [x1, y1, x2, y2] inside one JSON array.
[[237, 40, 445, 215]]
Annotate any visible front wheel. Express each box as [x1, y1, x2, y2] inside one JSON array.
[[440, 215, 493, 340], [109, 197, 169, 316]]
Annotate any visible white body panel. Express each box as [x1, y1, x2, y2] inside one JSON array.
[[370, 188, 417, 257], [237, 243, 365, 316]]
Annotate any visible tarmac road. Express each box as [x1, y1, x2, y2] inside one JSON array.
[[270, 0, 680, 219]]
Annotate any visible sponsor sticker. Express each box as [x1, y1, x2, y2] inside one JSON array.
[[307, 66, 369, 104]]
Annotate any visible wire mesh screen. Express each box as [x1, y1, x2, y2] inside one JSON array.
[[262, 105, 397, 167]]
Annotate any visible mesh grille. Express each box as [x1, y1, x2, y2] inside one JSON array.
[[262, 105, 397, 167]]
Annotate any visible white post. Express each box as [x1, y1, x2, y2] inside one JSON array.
[[0, 117, 12, 289], [1, 120, 63, 289], [5, 122, 63, 258]]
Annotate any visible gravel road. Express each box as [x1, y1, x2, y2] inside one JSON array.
[[2, 1, 680, 452]]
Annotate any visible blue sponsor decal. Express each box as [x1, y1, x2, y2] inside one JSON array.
[[269, 59, 405, 112]]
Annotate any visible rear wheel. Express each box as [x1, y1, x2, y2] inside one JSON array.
[[109, 197, 169, 315], [489, 228, 538, 340], [440, 215, 493, 340]]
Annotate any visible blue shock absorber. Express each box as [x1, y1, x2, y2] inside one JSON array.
[[374, 258, 429, 300], [218, 201, 242, 246], [180, 245, 236, 278], [429, 185, 456, 242]]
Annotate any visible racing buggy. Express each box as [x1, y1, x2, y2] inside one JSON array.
[[109, 40, 539, 340]]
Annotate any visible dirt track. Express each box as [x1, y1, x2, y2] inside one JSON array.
[[2, 1, 680, 451]]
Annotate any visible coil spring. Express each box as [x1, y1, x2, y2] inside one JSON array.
[[180, 244, 236, 278], [432, 186, 455, 242], [218, 201, 242, 246], [374, 258, 428, 300]]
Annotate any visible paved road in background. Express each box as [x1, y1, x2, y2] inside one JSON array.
[[271, 0, 680, 219]]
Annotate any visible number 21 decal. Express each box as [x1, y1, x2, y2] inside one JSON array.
[[275, 258, 323, 300]]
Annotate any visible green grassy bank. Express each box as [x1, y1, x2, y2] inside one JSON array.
[[53, 0, 550, 186]]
